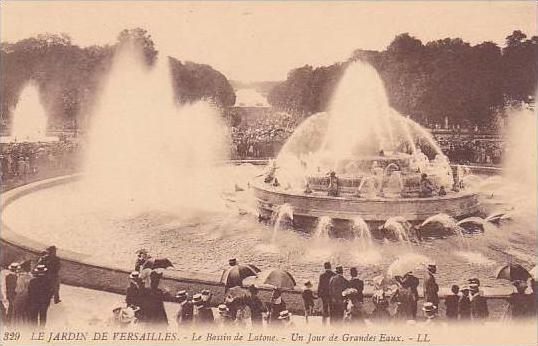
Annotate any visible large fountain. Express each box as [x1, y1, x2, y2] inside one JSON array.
[[2, 45, 535, 291], [0, 82, 58, 143], [253, 62, 479, 237]]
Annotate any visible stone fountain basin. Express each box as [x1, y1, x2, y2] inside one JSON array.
[[253, 179, 480, 235]]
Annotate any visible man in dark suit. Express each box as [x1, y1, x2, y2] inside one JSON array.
[[348, 267, 364, 303], [38, 245, 61, 304], [317, 262, 335, 324], [328, 265, 349, 324], [27, 265, 52, 327]]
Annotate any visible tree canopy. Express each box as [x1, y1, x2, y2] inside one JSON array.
[[268, 31, 537, 127], [1, 28, 236, 130]]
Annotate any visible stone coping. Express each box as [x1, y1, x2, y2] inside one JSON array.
[[0, 174, 515, 318]]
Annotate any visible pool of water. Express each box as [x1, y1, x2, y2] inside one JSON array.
[[3, 164, 535, 291]]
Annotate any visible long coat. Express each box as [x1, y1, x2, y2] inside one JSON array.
[[423, 272, 439, 306], [10, 273, 32, 325], [348, 278, 364, 302], [140, 288, 168, 325], [317, 270, 335, 299], [328, 274, 349, 306], [470, 292, 489, 320]]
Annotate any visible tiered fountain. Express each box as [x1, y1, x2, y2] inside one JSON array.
[[253, 62, 480, 237]]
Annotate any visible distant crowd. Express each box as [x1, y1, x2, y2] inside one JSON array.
[[0, 139, 80, 188], [230, 113, 299, 159], [438, 139, 504, 165]]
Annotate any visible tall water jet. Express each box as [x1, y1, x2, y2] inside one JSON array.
[[313, 216, 333, 240], [2, 82, 58, 143], [351, 217, 372, 248], [270, 203, 294, 243], [83, 42, 229, 215]]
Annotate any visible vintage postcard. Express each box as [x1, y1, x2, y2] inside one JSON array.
[[0, 1, 536, 345]]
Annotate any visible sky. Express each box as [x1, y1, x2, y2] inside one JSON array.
[[1, 1, 536, 82]]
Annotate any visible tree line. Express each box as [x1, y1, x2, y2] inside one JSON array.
[[268, 31, 537, 127], [1, 28, 236, 130]]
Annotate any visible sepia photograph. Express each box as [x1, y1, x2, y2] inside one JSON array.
[[0, 1, 536, 345]]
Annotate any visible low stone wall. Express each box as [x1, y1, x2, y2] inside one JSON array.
[[1, 174, 512, 320]]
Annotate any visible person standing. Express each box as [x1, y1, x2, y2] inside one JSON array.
[[348, 268, 364, 303], [445, 285, 460, 320], [267, 288, 286, 324], [404, 272, 420, 319], [469, 282, 489, 322], [458, 287, 472, 320], [38, 246, 61, 304], [423, 263, 439, 309], [317, 262, 335, 324], [328, 266, 349, 324], [301, 281, 316, 323], [1, 263, 19, 324], [193, 293, 214, 325], [247, 285, 265, 327], [507, 280, 533, 319], [175, 290, 193, 326], [10, 260, 33, 325], [27, 265, 51, 327], [125, 271, 145, 309], [141, 271, 168, 326]]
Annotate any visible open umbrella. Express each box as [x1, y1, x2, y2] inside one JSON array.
[[250, 268, 296, 289], [495, 264, 531, 281], [220, 264, 260, 288]]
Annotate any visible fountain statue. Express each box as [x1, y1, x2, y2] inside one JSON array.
[[253, 62, 480, 237]]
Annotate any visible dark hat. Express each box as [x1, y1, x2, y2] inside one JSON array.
[[46, 245, 57, 252], [304, 281, 313, 288], [335, 265, 344, 274], [32, 264, 48, 276], [228, 258, 237, 266], [323, 261, 331, 270], [350, 267, 358, 277]]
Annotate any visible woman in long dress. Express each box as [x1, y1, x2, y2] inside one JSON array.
[[11, 261, 33, 325]]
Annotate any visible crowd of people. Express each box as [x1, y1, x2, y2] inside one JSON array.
[[0, 246, 61, 327], [0, 139, 80, 188], [230, 113, 299, 159], [438, 139, 504, 165], [110, 252, 537, 328]]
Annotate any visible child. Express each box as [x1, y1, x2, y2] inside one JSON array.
[[302, 281, 316, 323], [445, 284, 459, 320]]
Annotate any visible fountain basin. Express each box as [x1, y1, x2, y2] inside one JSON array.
[[253, 180, 480, 236]]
